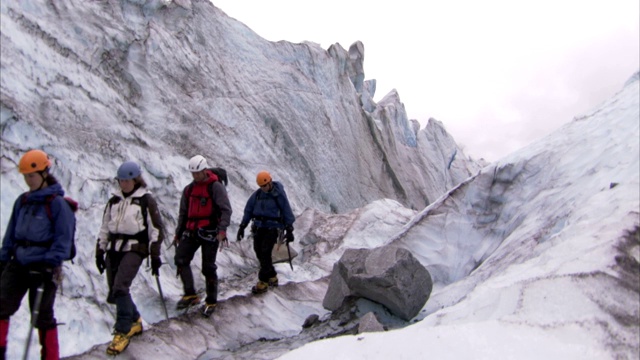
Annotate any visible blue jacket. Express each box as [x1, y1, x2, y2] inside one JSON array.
[[0, 183, 75, 267], [241, 181, 295, 229]]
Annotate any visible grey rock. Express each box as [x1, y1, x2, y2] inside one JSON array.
[[323, 247, 433, 320], [358, 312, 385, 333]]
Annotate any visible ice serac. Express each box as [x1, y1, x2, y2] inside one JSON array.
[[0, 0, 479, 219]]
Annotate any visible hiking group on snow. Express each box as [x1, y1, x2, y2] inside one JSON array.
[[0, 149, 295, 358]]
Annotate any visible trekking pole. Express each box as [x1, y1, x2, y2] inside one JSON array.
[[155, 275, 169, 320], [23, 272, 46, 360], [285, 242, 294, 271]]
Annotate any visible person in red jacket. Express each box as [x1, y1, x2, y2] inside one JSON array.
[[0, 150, 75, 360], [173, 155, 232, 317]]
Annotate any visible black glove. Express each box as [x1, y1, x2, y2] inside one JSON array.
[[151, 257, 162, 276], [96, 249, 106, 274], [237, 223, 247, 242], [285, 225, 294, 243]]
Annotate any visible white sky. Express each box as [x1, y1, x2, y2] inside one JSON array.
[[214, 0, 639, 161]]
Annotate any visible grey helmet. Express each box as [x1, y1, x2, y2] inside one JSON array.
[[117, 161, 141, 180]]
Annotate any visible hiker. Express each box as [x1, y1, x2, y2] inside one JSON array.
[[0, 150, 74, 360], [95, 161, 165, 355], [236, 170, 295, 294], [173, 155, 232, 316]]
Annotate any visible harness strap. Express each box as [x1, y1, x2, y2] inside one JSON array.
[[254, 216, 283, 222], [15, 239, 53, 248], [108, 232, 143, 252]]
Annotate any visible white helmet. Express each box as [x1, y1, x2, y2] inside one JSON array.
[[188, 155, 208, 172]]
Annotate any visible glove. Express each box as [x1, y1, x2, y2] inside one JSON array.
[[151, 257, 162, 276], [95, 249, 106, 275], [285, 225, 294, 243], [237, 223, 247, 242]]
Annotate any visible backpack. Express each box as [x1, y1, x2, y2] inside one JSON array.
[[209, 167, 228, 186], [44, 195, 78, 261]]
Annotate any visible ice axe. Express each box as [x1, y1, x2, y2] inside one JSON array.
[[285, 241, 294, 271], [23, 271, 46, 360], [155, 274, 169, 320]]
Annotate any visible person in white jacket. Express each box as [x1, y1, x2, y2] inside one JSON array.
[[95, 161, 165, 355]]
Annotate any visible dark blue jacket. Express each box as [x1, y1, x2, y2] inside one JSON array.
[[241, 181, 295, 229], [0, 183, 74, 267]]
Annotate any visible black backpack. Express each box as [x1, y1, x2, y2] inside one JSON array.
[[209, 167, 228, 186]]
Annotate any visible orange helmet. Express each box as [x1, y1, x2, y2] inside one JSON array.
[[19, 150, 51, 174], [256, 171, 272, 186]]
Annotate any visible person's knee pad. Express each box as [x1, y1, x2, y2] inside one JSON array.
[[111, 288, 129, 299], [202, 265, 218, 278], [174, 256, 189, 267]]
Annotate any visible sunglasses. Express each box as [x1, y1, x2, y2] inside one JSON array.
[[260, 183, 270, 188]]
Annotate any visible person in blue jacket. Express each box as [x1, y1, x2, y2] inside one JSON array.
[[236, 171, 295, 294], [0, 150, 75, 360]]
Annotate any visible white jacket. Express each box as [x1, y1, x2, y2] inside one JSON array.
[[97, 187, 160, 253]]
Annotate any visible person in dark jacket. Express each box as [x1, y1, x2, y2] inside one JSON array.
[[237, 170, 295, 294], [173, 155, 232, 317], [95, 161, 165, 355], [0, 150, 75, 360]]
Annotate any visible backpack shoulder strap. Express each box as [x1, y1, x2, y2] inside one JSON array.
[[103, 195, 120, 217], [139, 193, 150, 229], [44, 194, 58, 221], [207, 181, 215, 199]]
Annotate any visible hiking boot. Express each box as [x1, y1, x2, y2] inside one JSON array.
[[126, 316, 143, 338], [106, 332, 130, 355], [251, 281, 269, 294], [176, 294, 200, 309], [268, 276, 279, 287], [201, 303, 217, 317]]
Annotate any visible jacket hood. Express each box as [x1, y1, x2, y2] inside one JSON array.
[[23, 183, 65, 202]]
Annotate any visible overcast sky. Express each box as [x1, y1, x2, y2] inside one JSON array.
[[214, 0, 639, 161]]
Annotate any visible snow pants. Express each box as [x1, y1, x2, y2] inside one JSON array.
[[174, 231, 219, 304], [253, 228, 279, 282], [106, 251, 142, 334], [0, 261, 60, 359]]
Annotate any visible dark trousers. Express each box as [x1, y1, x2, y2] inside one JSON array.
[[0, 261, 58, 329], [174, 232, 219, 304], [253, 228, 278, 282], [106, 251, 142, 334]]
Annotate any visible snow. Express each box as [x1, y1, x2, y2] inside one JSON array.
[[0, 0, 638, 359], [279, 73, 640, 360]]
